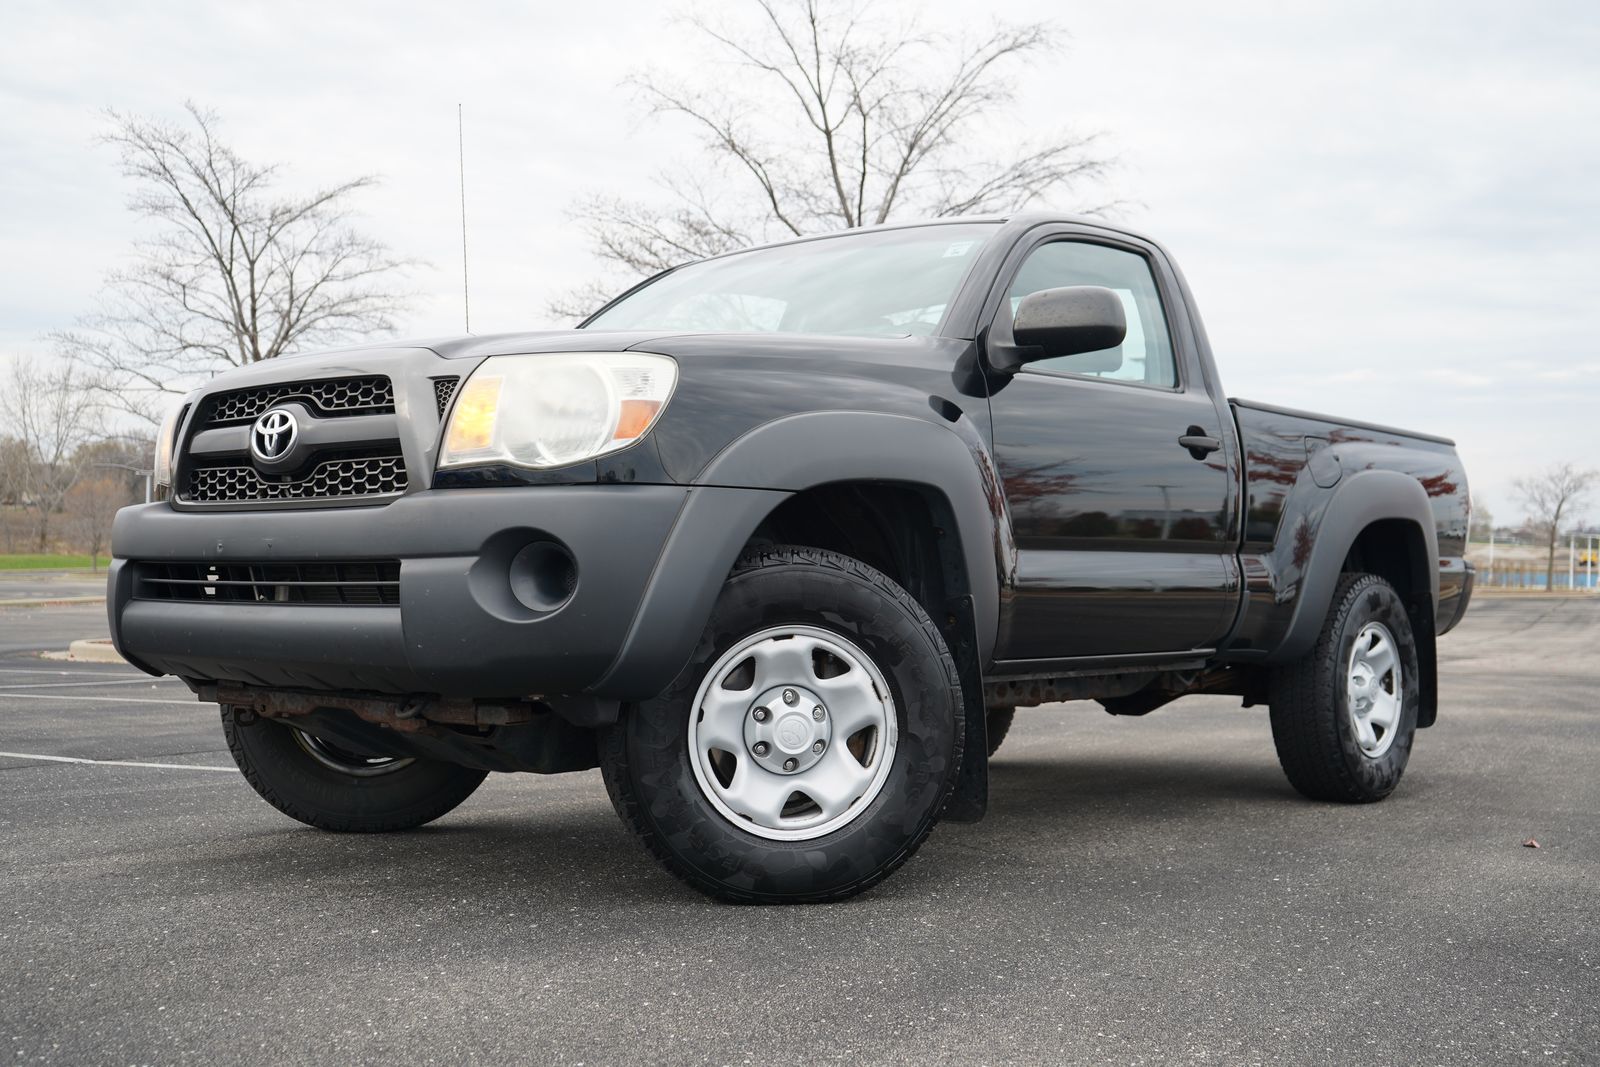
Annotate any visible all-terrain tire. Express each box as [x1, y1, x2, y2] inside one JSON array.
[[1268, 573, 1421, 802], [986, 707, 1016, 757], [221, 706, 488, 832], [600, 545, 965, 904]]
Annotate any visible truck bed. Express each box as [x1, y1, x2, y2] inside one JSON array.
[[1226, 397, 1472, 656]]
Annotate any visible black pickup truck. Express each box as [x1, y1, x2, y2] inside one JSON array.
[[109, 214, 1473, 902]]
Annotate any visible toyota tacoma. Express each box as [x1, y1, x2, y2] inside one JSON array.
[[109, 214, 1474, 902]]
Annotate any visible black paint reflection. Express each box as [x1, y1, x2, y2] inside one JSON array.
[[1228, 404, 1471, 652], [990, 371, 1239, 657]]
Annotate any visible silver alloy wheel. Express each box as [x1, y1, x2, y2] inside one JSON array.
[[687, 625, 898, 841], [1346, 621, 1402, 758], [292, 729, 415, 777]]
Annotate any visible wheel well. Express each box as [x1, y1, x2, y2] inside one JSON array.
[[1342, 519, 1428, 606], [744, 482, 971, 623], [1342, 517, 1439, 728]]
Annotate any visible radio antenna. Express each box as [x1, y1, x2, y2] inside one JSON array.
[[457, 102, 471, 333]]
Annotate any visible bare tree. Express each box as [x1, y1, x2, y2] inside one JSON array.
[[1468, 493, 1494, 542], [0, 435, 31, 553], [0, 361, 102, 552], [62, 476, 132, 572], [75, 435, 158, 503], [554, 0, 1115, 317], [1514, 463, 1596, 591], [56, 103, 410, 424]]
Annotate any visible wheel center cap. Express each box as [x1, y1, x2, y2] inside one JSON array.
[[775, 714, 813, 752], [743, 684, 831, 775]]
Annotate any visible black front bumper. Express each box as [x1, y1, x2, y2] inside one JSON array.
[[109, 484, 786, 703]]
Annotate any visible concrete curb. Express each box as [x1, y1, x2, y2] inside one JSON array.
[[1474, 590, 1598, 600], [0, 596, 107, 609], [40, 638, 127, 664]]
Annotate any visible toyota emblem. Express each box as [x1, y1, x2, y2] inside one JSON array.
[[250, 408, 299, 462]]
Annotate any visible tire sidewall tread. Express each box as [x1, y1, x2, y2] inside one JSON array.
[[601, 544, 966, 904], [222, 707, 488, 833], [1269, 572, 1421, 803]]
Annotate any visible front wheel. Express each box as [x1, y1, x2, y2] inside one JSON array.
[[601, 545, 965, 903], [1268, 572, 1421, 802], [221, 706, 488, 832]]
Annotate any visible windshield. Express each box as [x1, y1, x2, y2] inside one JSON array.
[[582, 223, 998, 338]]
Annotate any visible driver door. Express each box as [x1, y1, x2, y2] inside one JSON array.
[[986, 234, 1240, 661]]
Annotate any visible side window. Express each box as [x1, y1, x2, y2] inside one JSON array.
[[1006, 241, 1178, 388]]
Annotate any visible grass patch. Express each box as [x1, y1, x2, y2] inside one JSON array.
[[0, 554, 99, 571]]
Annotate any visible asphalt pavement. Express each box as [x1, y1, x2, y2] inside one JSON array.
[[0, 598, 1595, 1065], [0, 570, 109, 605]]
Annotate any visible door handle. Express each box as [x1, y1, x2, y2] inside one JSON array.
[[1178, 426, 1221, 460]]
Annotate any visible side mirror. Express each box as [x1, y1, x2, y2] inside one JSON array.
[[994, 285, 1127, 373]]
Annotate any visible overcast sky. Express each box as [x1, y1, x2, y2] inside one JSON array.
[[3, 0, 1596, 523]]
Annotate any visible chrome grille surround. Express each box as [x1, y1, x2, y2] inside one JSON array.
[[177, 374, 408, 507]]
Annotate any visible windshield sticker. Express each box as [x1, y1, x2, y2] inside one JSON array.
[[942, 241, 976, 258]]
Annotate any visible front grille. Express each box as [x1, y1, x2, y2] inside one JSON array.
[[183, 455, 406, 503], [178, 373, 409, 507], [134, 560, 401, 605], [432, 377, 460, 417], [203, 376, 395, 425]]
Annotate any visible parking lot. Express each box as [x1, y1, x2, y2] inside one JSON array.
[[1, 596, 1595, 1064]]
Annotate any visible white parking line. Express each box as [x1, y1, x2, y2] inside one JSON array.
[[0, 693, 198, 706], [0, 750, 237, 772], [0, 678, 180, 690], [0, 667, 151, 678]]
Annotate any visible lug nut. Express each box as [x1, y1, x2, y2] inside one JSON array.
[[753, 741, 770, 756], [752, 707, 769, 722], [783, 688, 798, 705], [783, 757, 798, 771], [812, 705, 825, 721], [812, 741, 825, 754]]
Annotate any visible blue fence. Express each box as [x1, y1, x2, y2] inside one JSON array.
[[1479, 563, 1599, 590]]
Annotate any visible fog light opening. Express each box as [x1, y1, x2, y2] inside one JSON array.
[[508, 541, 578, 614]]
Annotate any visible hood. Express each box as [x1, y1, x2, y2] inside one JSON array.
[[421, 330, 683, 359]]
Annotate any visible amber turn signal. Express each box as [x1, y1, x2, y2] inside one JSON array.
[[444, 375, 503, 454]]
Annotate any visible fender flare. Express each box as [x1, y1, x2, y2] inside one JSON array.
[[1268, 469, 1439, 663], [699, 410, 1005, 664], [589, 410, 1007, 701]]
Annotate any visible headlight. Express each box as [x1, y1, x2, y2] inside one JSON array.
[[438, 352, 677, 470], [151, 398, 189, 490]]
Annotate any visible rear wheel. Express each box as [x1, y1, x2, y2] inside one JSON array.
[[221, 706, 488, 832], [601, 545, 965, 903], [1268, 573, 1421, 802]]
